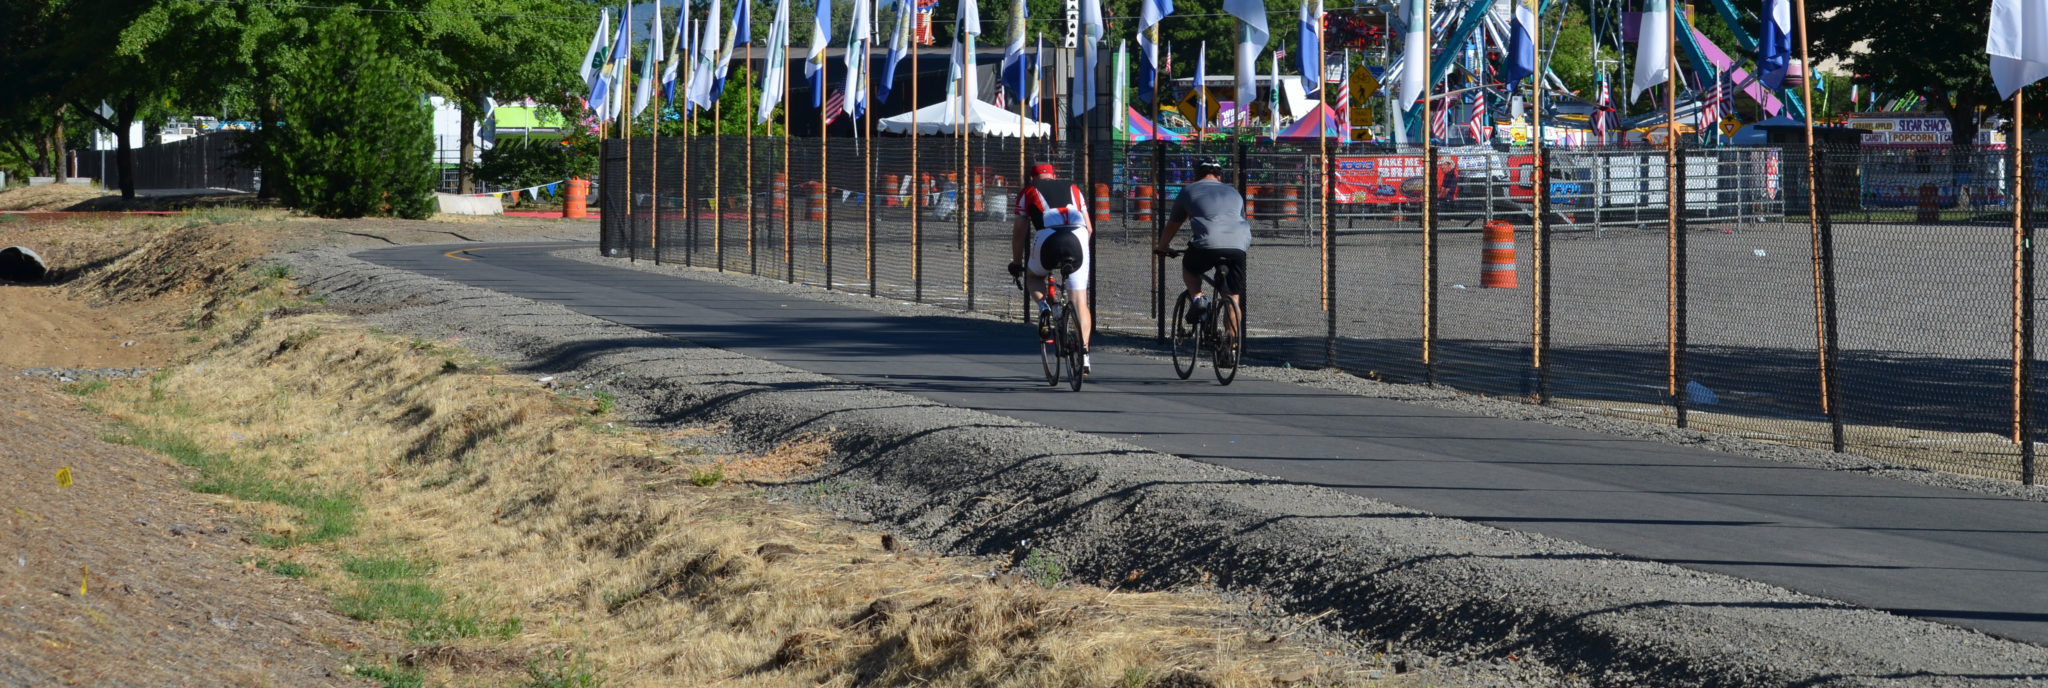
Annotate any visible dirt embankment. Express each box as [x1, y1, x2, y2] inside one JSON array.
[[2, 213, 1416, 685]]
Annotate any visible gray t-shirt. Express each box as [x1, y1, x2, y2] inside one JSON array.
[[1170, 179, 1251, 251]]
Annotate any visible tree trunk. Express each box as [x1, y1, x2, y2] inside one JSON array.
[[52, 107, 67, 183], [458, 94, 476, 194], [117, 96, 138, 199], [257, 92, 277, 199], [34, 133, 50, 177]]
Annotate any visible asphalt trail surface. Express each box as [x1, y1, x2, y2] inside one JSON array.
[[366, 242, 2048, 646]]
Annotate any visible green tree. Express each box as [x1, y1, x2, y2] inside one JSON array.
[[264, 13, 436, 219], [1808, 0, 1998, 148]]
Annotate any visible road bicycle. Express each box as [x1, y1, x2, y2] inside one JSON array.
[[1014, 264, 1085, 391], [1156, 248, 1244, 386]]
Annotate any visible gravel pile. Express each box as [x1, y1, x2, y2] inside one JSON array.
[[284, 247, 2048, 687], [17, 366, 155, 383]]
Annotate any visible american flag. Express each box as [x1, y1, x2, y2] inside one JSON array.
[[1333, 66, 1350, 141], [1698, 73, 1726, 129], [824, 89, 846, 124], [1431, 97, 1450, 141], [1593, 78, 1617, 143], [1465, 93, 1489, 143]]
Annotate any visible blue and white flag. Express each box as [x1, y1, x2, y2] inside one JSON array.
[[1001, 0, 1028, 106], [1030, 32, 1044, 118], [581, 8, 610, 86], [1076, 0, 1105, 114], [1193, 42, 1208, 126], [714, 0, 750, 97], [808, 0, 833, 108], [1297, 0, 1322, 96], [845, 0, 873, 119], [590, 2, 630, 122], [663, 4, 688, 104], [879, 0, 913, 105], [1137, 0, 1173, 106], [1222, 0, 1268, 112], [759, 0, 792, 123], [1396, 0, 1427, 108], [1500, 0, 1537, 84], [1758, 0, 1791, 89]]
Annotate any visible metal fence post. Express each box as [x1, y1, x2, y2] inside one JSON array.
[[1424, 143, 1440, 386], [1671, 140, 1689, 428], [1536, 147, 1553, 404], [2016, 121, 2037, 485], [1324, 143, 1337, 366], [1810, 144, 1846, 452]]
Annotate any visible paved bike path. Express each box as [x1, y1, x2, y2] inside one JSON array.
[[363, 242, 2048, 645]]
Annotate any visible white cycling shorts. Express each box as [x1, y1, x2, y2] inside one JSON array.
[[1027, 226, 1092, 291]]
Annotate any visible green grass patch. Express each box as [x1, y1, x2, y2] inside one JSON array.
[[591, 390, 616, 415], [338, 555, 521, 643], [349, 663, 424, 688], [252, 558, 309, 578], [688, 463, 725, 487], [102, 424, 357, 547], [61, 379, 109, 396]]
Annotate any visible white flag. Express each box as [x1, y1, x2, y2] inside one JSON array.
[[759, 0, 792, 123], [688, 0, 723, 109], [845, 0, 872, 119], [961, 0, 982, 106], [1222, 0, 1268, 113], [1989, 0, 2048, 100], [807, 0, 833, 108], [1630, 0, 1669, 104], [1078, 0, 1104, 113], [1396, 0, 1427, 109], [632, 0, 662, 117], [581, 9, 610, 86]]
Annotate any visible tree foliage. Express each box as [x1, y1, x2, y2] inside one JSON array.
[[1808, 0, 1999, 146], [262, 13, 437, 219]]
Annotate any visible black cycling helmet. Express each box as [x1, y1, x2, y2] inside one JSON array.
[[1193, 160, 1226, 179]]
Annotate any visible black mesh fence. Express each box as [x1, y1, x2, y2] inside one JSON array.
[[76, 132, 259, 192], [601, 134, 2048, 485]]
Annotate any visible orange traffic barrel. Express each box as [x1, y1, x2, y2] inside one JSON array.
[[1280, 185, 1301, 219], [1093, 183, 1111, 223], [773, 172, 790, 218], [972, 173, 986, 213], [1134, 185, 1155, 222], [1243, 185, 1260, 220], [883, 174, 900, 207], [805, 181, 825, 221], [1482, 220, 1518, 288], [563, 178, 589, 218]]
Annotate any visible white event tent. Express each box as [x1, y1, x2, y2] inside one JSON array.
[[877, 96, 1051, 137]]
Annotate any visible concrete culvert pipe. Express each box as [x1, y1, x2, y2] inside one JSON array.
[[0, 246, 50, 283]]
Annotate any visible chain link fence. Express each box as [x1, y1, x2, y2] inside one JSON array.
[[600, 135, 2046, 485]]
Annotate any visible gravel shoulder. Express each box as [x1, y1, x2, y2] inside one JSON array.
[[291, 245, 2048, 686]]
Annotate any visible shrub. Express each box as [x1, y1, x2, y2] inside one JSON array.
[[260, 13, 436, 219]]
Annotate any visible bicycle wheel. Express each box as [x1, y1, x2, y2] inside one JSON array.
[[1062, 306, 1085, 391], [1169, 292, 1197, 379], [1213, 296, 1243, 386], [1037, 308, 1061, 386]]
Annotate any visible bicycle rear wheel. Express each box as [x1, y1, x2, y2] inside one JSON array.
[[1213, 296, 1243, 386], [1062, 306, 1085, 391], [1037, 309, 1060, 386], [1169, 292, 1197, 379]]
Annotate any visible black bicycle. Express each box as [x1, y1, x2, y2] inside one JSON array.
[[1015, 265, 1085, 391], [1156, 248, 1244, 385]]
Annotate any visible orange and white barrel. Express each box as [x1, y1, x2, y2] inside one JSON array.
[[1482, 220, 1518, 288], [1093, 183, 1111, 224], [1134, 185, 1155, 222]]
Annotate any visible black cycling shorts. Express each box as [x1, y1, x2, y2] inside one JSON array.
[[1182, 246, 1246, 295]]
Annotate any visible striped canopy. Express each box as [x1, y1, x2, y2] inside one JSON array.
[[1273, 102, 1346, 141], [1117, 106, 1187, 142]]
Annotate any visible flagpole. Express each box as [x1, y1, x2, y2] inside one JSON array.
[[652, 68, 662, 264], [717, 86, 726, 271], [625, 14, 637, 264], [960, 34, 971, 308], [1665, 0, 1685, 426], [1792, 0, 1840, 449], [823, 59, 833, 291], [784, 46, 794, 283], [1317, 17, 1332, 365], [682, 17, 695, 267]]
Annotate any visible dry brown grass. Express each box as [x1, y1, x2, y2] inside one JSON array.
[[0, 182, 108, 210], [90, 312, 1396, 687]]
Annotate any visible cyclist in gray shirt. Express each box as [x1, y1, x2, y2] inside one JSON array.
[[1154, 161, 1248, 355]]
